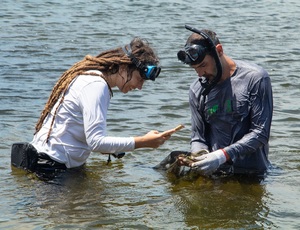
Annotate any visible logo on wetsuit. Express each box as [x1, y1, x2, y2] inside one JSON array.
[[207, 99, 232, 116]]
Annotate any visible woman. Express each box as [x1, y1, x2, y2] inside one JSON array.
[[12, 37, 175, 177]]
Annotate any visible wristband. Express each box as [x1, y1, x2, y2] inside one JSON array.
[[221, 149, 230, 161]]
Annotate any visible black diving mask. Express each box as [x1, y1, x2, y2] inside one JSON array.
[[179, 25, 223, 96], [177, 44, 208, 65]]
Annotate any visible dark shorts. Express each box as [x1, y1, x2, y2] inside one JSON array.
[[11, 142, 67, 180]]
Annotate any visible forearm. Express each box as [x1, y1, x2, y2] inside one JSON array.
[[226, 75, 273, 162], [189, 88, 209, 153], [223, 129, 269, 162], [90, 136, 135, 153], [134, 136, 149, 149]]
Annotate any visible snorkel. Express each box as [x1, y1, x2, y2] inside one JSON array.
[[180, 25, 223, 96]]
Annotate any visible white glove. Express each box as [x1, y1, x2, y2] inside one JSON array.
[[190, 149, 227, 176]]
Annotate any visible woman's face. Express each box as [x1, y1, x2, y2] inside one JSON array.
[[118, 69, 145, 93]]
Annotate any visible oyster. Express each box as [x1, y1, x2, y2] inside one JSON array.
[[154, 149, 209, 177]]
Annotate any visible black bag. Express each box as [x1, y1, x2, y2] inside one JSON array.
[[11, 142, 39, 172]]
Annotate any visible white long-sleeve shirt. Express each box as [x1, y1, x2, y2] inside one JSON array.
[[31, 71, 135, 168]]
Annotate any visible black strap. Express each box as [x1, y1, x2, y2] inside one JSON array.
[[185, 25, 223, 96]]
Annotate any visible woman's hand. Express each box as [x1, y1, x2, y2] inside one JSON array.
[[134, 129, 176, 149]]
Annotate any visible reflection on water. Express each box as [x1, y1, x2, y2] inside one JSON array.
[[9, 160, 185, 229], [168, 175, 273, 229], [1, 0, 300, 229]]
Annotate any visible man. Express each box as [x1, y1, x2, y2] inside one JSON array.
[[175, 25, 273, 178]]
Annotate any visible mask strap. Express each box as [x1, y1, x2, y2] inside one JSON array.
[[185, 25, 223, 96], [123, 44, 159, 81], [122, 44, 144, 69]]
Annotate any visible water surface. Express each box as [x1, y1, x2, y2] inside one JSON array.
[[1, 0, 299, 229]]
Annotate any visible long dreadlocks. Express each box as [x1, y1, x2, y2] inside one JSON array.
[[34, 37, 159, 142]]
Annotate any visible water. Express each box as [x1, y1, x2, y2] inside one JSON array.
[[1, 0, 299, 229]]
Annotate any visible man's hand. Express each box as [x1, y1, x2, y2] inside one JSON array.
[[190, 149, 227, 176], [177, 149, 209, 166]]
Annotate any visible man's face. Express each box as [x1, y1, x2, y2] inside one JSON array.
[[190, 54, 217, 82]]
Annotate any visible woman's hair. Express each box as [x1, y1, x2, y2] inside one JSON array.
[[35, 37, 159, 141]]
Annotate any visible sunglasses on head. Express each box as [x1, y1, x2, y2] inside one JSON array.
[[123, 45, 161, 81], [177, 44, 207, 65]]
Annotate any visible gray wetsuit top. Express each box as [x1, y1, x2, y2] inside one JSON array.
[[189, 60, 273, 175]]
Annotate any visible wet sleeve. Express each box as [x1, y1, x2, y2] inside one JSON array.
[[189, 84, 210, 153], [224, 74, 273, 162], [79, 80, 135, 153]]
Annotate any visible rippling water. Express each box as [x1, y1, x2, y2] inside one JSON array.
[[1, 0, 299, 229]]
